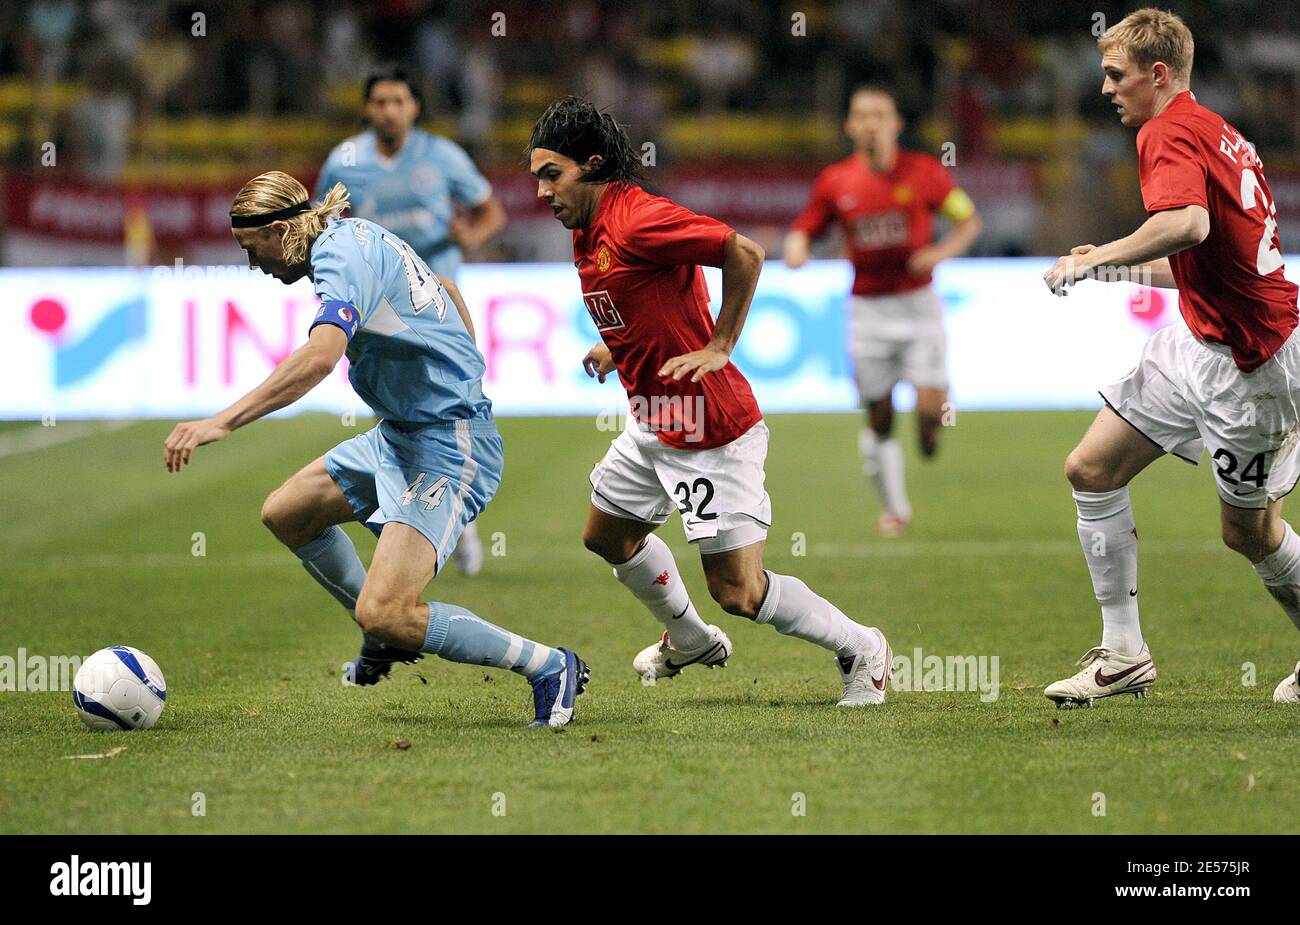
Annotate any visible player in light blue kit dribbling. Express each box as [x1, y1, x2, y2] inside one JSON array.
[[317, 65, 507, 578], [162, 171, 587, 727]]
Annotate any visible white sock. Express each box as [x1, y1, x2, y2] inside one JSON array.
[[1253, 521, 1300, 632], [1075, 488, 1142, 656], [755, 569, 877, 657], [859, 429, 910, 519], [611, 534, 711, 650]]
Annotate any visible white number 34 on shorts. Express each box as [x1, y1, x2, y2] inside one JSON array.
[[1101, 324, 1300, 509]]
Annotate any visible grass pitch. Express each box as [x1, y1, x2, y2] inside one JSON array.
[[0, 410, 1296, 834]]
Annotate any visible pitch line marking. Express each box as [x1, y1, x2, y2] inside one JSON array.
[[0, 420, 136, 459]]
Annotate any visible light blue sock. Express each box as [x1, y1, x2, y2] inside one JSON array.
[[292, 526, 390, 653], [292, 526, 367, 608], [422, 601, 565, 680]]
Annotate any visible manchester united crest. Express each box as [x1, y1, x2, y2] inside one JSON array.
[[596, 244, 613, 272]]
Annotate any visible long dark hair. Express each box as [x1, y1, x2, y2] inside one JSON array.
[[527, 95, 642, 184]]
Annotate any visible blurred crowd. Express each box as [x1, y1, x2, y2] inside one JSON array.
[[6, 1, 1300, 140], [2, 0, 1299, 253]]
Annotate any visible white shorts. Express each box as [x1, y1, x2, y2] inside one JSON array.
[[849, 288, 949, 402], [1101, 324, 1300, 509], [589, 420, 773, 553]]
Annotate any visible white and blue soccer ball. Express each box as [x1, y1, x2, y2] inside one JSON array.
[[72, 646, 167, 731]]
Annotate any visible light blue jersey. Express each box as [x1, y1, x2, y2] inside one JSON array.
[[312, 216, 501, 569], [315, 129, 492, 279], [309, 216, 491, 425]]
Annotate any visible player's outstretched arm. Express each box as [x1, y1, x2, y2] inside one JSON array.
[[1044, 205, 1208, 295], [908, 211, 982, 276], [660, 232, 764, 383], [1135, 257, 1176, 288], [783, 229, 812, 269], [163, 324, 347, 472], [449, 196, 507, 253], [436, 275, 476, 342], [582, 342, 616, 383], [1065, 246, 1177, 289]]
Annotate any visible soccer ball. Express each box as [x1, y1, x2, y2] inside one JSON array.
[[72, 646, 167, 731]]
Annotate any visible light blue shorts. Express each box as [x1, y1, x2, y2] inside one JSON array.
[[324, 417, 503, 573]]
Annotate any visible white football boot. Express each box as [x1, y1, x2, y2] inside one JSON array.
[[1044, 644, 1156, 708], [450, 521, 484, 577], [632, 625, 732, 682], [836, 627, 893, 707], [1272, 661, 1300, 703]]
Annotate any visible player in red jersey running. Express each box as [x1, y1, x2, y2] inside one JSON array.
[[785, 85, 982, 537], [1042, 9, 1300, 707], [528, 96, 893, 706]]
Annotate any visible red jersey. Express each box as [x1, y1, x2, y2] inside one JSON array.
[[791, 150, 957, 296], [1137, 90, 1298, 371], [573, 182, 762, 450]]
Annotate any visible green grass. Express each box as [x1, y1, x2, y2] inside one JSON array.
[[0, 411, 1296, 834]]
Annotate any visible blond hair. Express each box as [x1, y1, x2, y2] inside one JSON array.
[[230, 171, 351, 265], [1098, 8, 1194, 83]]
